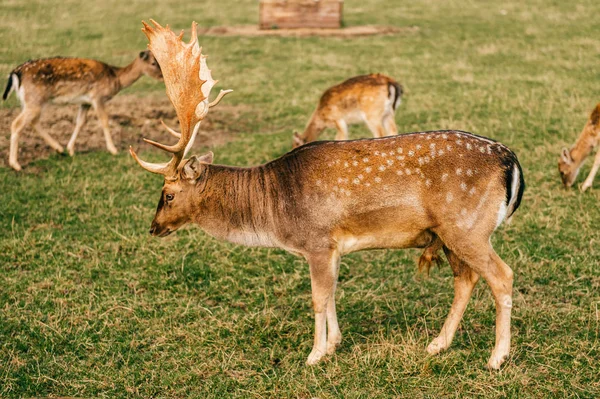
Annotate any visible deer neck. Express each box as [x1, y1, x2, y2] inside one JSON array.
[[194, 165, 277, 247], [570, 125, 597, 167], [301, 112, 325, 142], [114, 60, 143, 90]]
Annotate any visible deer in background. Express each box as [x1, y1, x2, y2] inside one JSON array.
[[292, 73, 403, 148], [2, 51, 163, 171], [131, 20, 525, 370], [559, 103, 600, 192]]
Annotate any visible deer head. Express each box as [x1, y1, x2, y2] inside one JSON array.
[[558, 104, 600, 188], [137, 50, 164, 80], [130, 19, 232, 236]]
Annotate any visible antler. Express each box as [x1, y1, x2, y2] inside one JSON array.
[[130, 19, 232, 179]]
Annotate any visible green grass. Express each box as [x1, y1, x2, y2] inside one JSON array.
[[2, 0, 600, 397]]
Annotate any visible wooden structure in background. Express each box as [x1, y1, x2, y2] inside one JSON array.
[[259, 0, 343, 29]]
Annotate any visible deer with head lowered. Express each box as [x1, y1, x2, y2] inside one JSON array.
[[132, 20, 525, 370], [558, 103, 600, 191], [2, 51, 163, 171], [292, 73, 402, 148]]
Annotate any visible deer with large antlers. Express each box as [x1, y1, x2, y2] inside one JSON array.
[[558, 103, 600, 191], [132, 20, 525, 370], [292, 73, 402, 148], [2, 51, 163, 171]]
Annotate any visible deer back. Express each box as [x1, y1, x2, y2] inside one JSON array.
[[316, 73, 401, 123], [195, 130, 523, 254], [12, 58, 120, 103]]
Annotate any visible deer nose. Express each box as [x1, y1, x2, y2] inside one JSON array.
[[149, 222, 158, 235]]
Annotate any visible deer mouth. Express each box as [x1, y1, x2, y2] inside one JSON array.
[[149, 224, 172, 237], [157, 229, 172, 237]]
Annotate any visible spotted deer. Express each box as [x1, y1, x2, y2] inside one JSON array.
[[292, 74, 402, 148], [131, 20, 525, 370], [2, 51, 163, 171], [558, 103, 600, 192]]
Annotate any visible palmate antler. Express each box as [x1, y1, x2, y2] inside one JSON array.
[[130, 19, 232, 179]]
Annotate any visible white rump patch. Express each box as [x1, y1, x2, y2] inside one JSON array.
[[495, 201, 508, 229]]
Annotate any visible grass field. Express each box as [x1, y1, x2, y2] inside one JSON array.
[[1, 0, 600, 397]]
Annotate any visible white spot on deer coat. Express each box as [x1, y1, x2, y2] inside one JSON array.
[[446, 192, 454, 203]]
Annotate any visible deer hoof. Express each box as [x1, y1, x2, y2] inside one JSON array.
[[306, 348, 326, 365], [426, 337, 448, 355], [580, 182, 592, 192], [9, 161, 22, 172], [326, 335, 342, 355], [487, 351, 508, 370], [107, 146, 118, 155]]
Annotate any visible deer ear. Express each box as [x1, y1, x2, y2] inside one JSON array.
[[139, 50, 150, 61], [197, 151, 214, 165], [181, 152, 213, 180], [561, 148, 572, 164], [293, 131, 304, 147]]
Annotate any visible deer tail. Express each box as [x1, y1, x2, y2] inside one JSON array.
[[388, 80, 403, 111], [2, 72, 19, 101]]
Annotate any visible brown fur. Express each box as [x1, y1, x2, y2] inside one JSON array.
[[293, 73, 402, 148], [133, 20, 524, 370], [147, 130, 524, 370], [3, 51, 162, 171], [558, 103, 600, 190]]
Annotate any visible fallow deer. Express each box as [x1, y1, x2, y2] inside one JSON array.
[[131, 20, 525, 370], [2, 51, 163, 171], [558, 103, 600, 191], [292, 73, 403, 148]]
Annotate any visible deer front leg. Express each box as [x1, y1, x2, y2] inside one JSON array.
[[581, 149, 600, 192], [334, 119, 348, 141], [92, 100, 117, 155], [427, 248, 479, 355], [67, 104, 91, 156], [306, 250, 340, 365]]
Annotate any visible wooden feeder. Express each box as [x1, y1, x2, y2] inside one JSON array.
[[259, 0, 344, 29]]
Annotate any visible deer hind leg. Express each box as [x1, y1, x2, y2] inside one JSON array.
[[436, 230, 513, 370], [31, 111, 64, 154], [66, 104, 91, 156], [383, 113, 398, 135], [306, 250, 341, 365], [426, 247, 480, 356], [581, 148, 600, 192], [363, 115, 387, 138], [334, 119, 349, 141], [9, 106, 43, 171], [92, 100, 117, 155]]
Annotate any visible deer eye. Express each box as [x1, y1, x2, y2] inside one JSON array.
[[165, 194, 174, 201]]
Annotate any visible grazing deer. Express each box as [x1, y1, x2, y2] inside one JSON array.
[[558, 103, 600, 191], [2, 51, 163, 171], [131, 20, 525, 370], [292, 73, 403, 148]]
